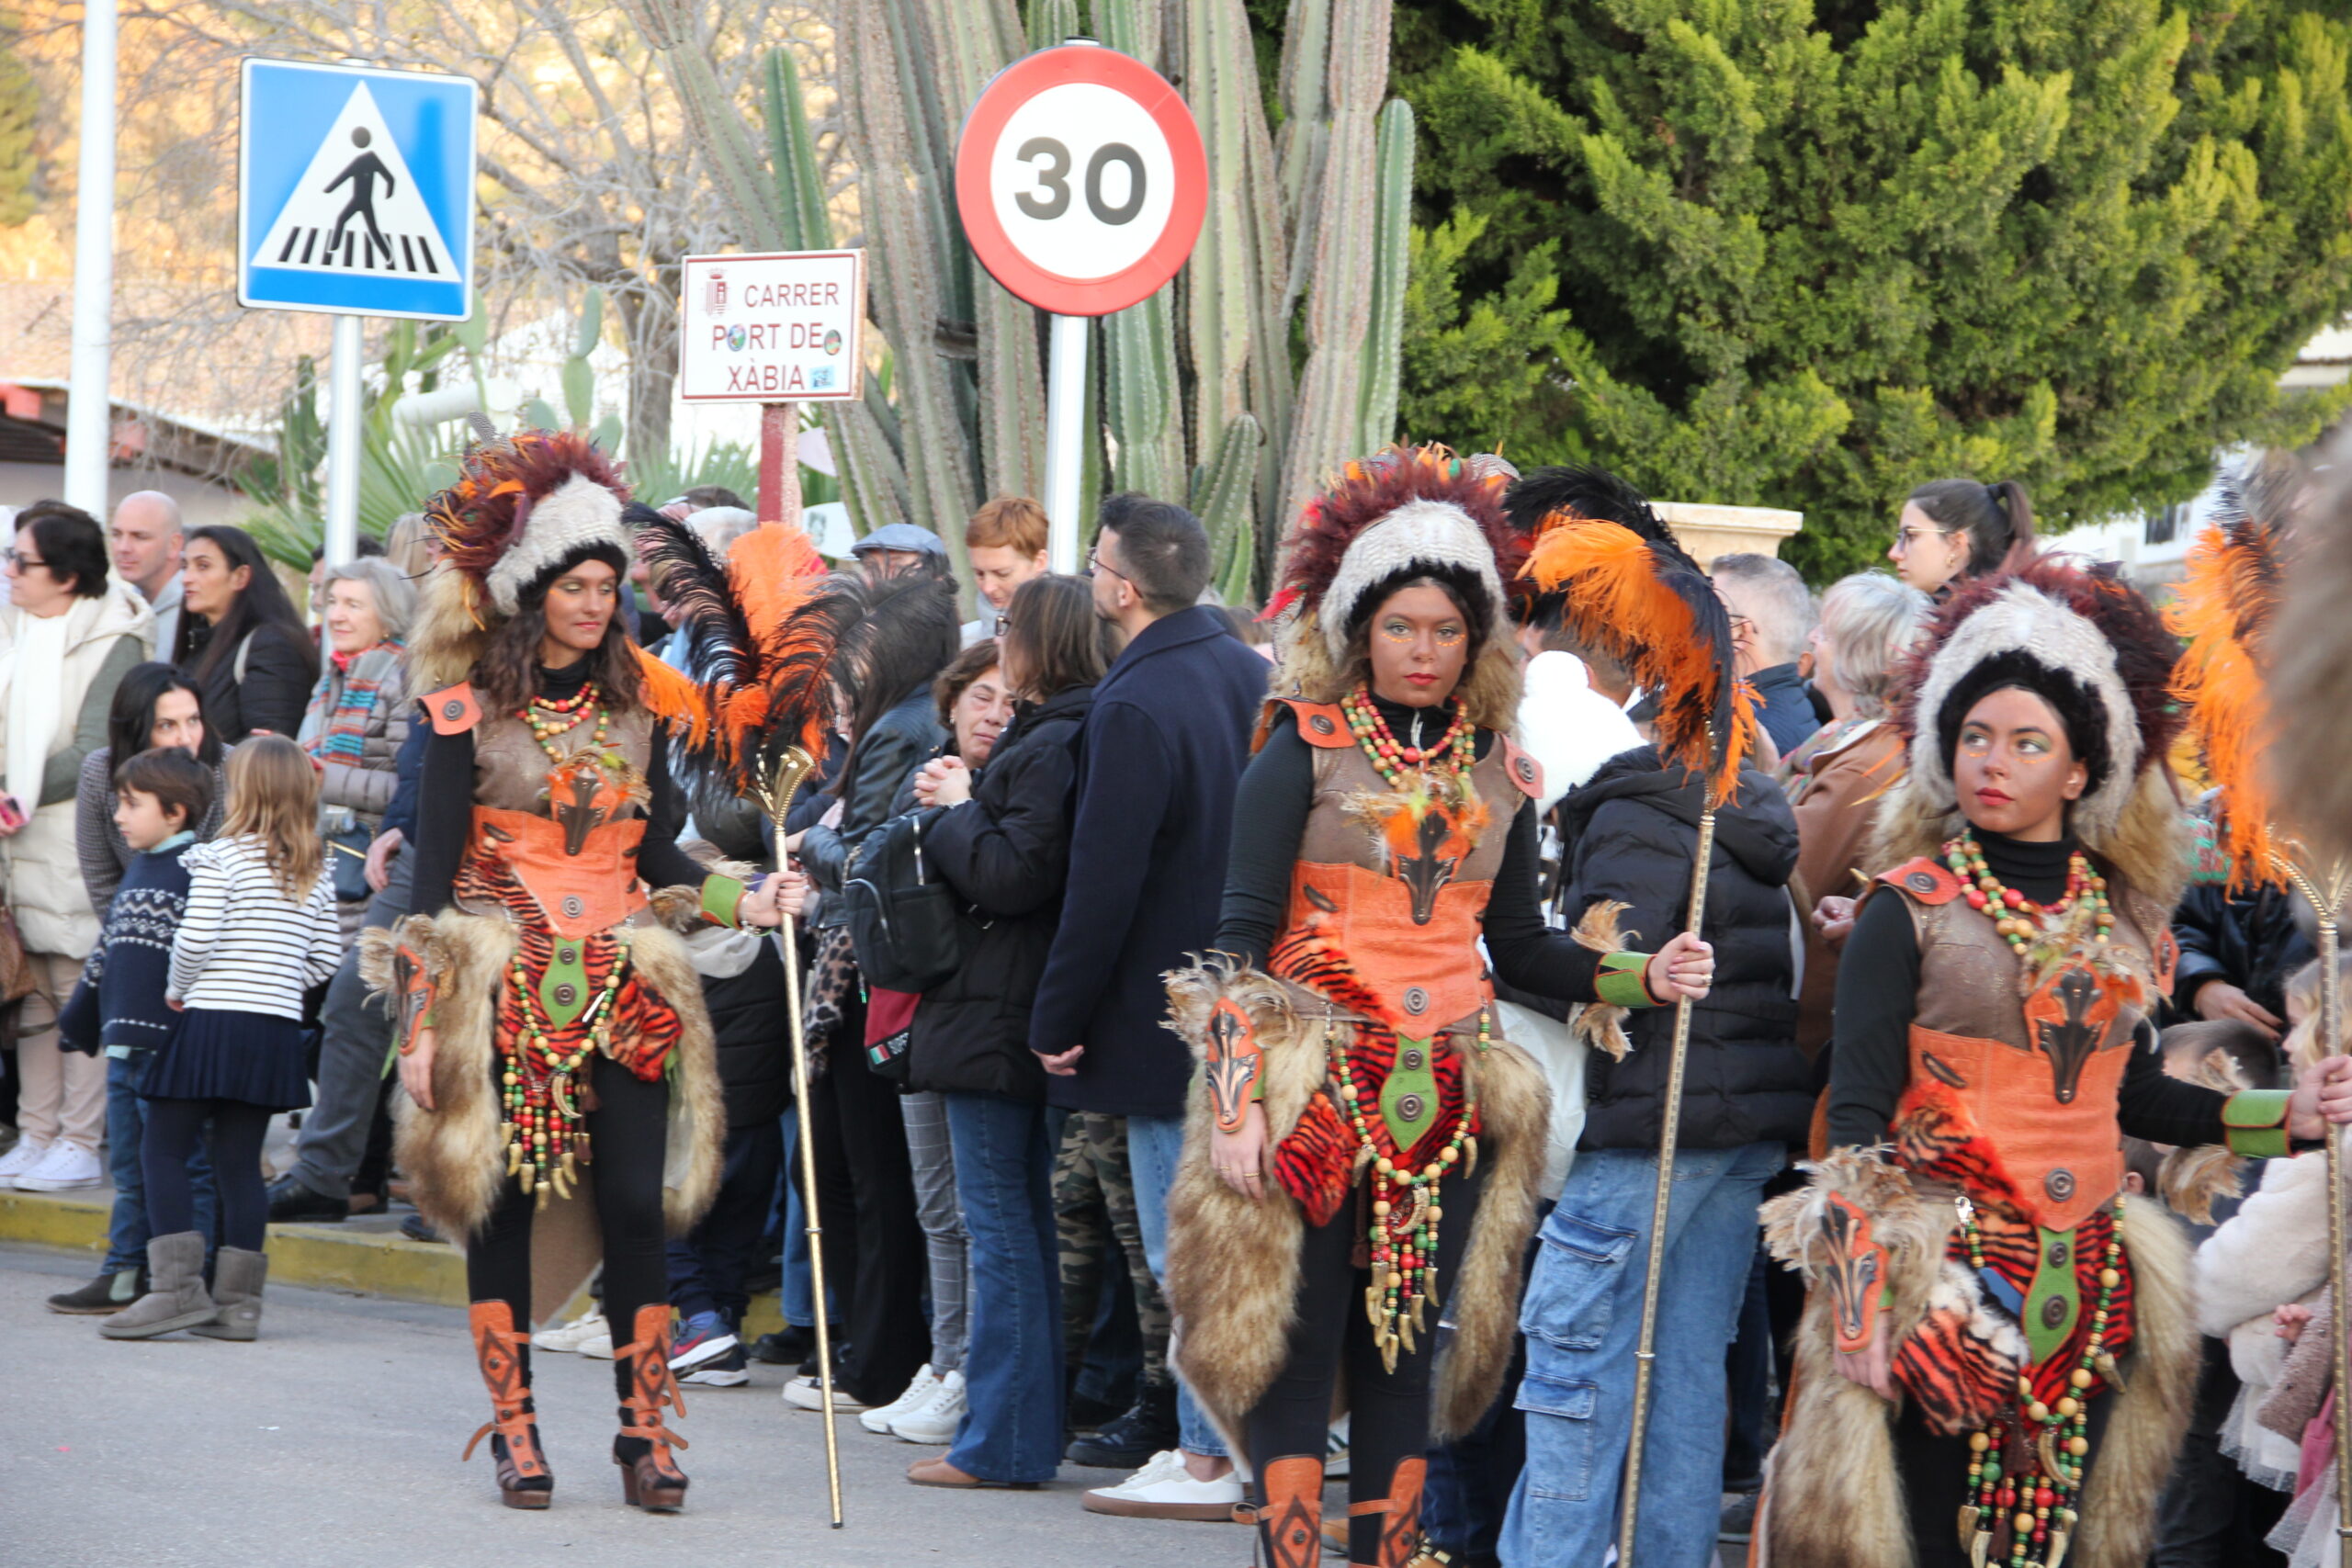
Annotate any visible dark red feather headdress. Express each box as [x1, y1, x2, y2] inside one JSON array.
[[1513, 465, 1754, 807]]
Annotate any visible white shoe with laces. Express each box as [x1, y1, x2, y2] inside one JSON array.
[[14, 1141, 102, 1191], [529, 1311, 606, 1355], [860, 1363, 939, 1434], [576, 1326, 616, 1359], [1081, 1449, 1244, 1520], [889, 1367, 967, 1444], [783, 1373, 867, 1412], [0, 1138, 51, 1189]]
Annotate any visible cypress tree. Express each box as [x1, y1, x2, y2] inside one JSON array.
[[1394, 1, 2352, 578], [0, 25, 33, 229]]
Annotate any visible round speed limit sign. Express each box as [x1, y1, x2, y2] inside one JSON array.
[[955, 43, 1207, 318]]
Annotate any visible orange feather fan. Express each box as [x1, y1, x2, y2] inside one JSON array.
[[2166, 482, 2285, 891], [1511, 467, 1753, 807]]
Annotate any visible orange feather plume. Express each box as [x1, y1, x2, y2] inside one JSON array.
[[1516, 468, 1754, 807], [2166, 483, 2285, 891]]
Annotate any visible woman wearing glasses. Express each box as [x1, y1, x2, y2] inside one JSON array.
[[0, 502, 158, 1197], [1888, 479, 2037, 600]]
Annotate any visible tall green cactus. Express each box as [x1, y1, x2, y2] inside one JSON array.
[[628, 0, 1416, 605]]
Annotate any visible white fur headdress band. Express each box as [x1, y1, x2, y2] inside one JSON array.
[[483, 473, 630, 615], [423, 429, 636, 619], [1316, 499, 1507, 662], [1908, 579, 2140, 840]]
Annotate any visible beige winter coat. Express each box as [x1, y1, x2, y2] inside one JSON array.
[[0, 582, 153, 958]]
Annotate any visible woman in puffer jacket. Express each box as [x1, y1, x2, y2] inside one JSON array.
[[899, 573, 1118, 1490]]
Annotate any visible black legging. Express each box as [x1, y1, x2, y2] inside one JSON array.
[[808, 1012, 930, 1406], [143, 1098, 270, 1250], [466, 1052, 671, 1402], [1247, 1161, 1482, 1564]]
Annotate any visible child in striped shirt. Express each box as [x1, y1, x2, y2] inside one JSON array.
[[101, 735, 343, 1343]]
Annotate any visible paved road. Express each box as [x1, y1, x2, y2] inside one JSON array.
[[0, 1247, 1234, 1568]]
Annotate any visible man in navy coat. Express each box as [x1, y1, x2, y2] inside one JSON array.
[[1030, 493, 1268, 1517]]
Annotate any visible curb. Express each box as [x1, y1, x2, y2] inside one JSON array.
[[0, 1186, 792, 1337]]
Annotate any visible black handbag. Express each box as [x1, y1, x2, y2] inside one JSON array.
[[840, 811, 969, 993], [325, 818, 373, 904]]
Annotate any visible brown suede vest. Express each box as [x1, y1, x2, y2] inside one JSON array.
[[458, 702, 662, 934], [1273, 698, 1540, 1035], [1882, 855, 2176, 1232]]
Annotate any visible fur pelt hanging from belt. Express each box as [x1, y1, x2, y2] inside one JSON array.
[[361, 890, 725, 1325], [1757, 1149, 2199, 1568], [1160, 955, 1549, 1459]]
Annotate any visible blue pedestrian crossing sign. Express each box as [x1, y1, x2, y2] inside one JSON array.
[[238, 59, 478, 321]]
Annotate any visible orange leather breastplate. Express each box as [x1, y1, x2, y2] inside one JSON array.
[[460, 805, 648, 942], [1898, 1022, 2128, 1233]]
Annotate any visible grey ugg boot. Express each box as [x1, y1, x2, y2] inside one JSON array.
[[190, 1247, 267, 1340], [98, 1233, 217, 1340]]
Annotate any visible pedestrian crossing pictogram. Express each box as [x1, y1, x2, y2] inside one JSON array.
[[239, 59, 477, 321]]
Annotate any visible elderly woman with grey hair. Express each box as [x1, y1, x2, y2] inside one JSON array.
[[1779, 570, 1934, 1059], [298, 555, 416, 937]]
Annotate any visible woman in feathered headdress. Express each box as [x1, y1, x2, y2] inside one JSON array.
[[366, 430, 786, 1515], [1160, 446, 1714, 1568], [1760, 554, 2352, 1568]]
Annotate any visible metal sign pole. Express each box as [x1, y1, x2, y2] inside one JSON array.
[[322, 313, 364, 573], [62, 0, 118, 517], [758, 401, 803, 526], [1043, 312, 1089, 574]]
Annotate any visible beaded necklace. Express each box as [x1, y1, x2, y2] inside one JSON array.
[[1340, 686, 1476, 788], [1958, 1194, 2124, 1568], [1942, 830, 2114, 958], [523, 680, 608, 761]]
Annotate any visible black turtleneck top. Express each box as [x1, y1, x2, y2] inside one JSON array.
[[1213, 694, 1605, 1003], [409, 661, 704, 919], [1826, 829, 2232, 1151]]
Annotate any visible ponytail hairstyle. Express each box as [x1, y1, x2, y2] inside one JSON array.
[[1905, 478, 2038, 579], [220, 734, 325, 902]]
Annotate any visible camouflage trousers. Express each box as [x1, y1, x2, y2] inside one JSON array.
[[1055, 1111, 1171, 1389]]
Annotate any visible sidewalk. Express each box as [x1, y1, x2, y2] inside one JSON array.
[[0, 1176, 795, 1337]]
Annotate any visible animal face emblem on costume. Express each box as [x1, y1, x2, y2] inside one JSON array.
[[538, 741, 650, 857], [1352, 782, 1491, 926], [2028, 964, 2119, 1105], [1812, 1192, 1883, 1352]]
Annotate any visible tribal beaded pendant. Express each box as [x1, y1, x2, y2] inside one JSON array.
[[1956, 1194, 2122, 1568], [522, 681, 610, 762], [1340, 687, 1476, 792], [1329, 1011, 1484, 1371], [1943, 830, 2113, 959], [495, 936, 629, 1207]]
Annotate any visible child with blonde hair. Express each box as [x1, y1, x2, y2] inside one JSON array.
[[101, 735, 344, 1341]]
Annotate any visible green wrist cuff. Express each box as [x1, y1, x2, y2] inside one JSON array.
[[701, 874, 747, 929], [1595, 953, 1659, 1010], [2223, 1089, 2293, 1159]]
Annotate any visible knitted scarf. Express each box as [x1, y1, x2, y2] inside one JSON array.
[[303, 639, 403, 767]]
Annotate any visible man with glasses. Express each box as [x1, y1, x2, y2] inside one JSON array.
[[1033, 493, 1270, 1522], [1713, 552, 1820, 757]]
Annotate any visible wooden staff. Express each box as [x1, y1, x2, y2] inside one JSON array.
[[762, 745, 843, 1529], [1613, 802, 1719, 1567], [2275, 852, 2352, 1565]]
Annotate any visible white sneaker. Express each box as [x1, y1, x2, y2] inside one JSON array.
[[889, 1367, 968, 1444], [530, 1311, 607, 1355], [859, 1362, 939, 1434], [576, 1326, 616, 1359], [1326, 1413, 1351, 1479], [13, 1141, 102, 1191], [1081, 1450, 1245, 1520], [782, 1373, 866, 1413], [0, 1138, 51, 1189]]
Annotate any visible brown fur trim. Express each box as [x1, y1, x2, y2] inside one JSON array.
[[2156, 1142, 2244, 1229], [1160, 957, 1548, 1457], [1864, 761, 2186, 909], [1761, 1171, 2200, 1568], [408, 567, 495, 698], [1271, 612, 1523, 737], [1566, 899, 1635, 1059], [377, 909, 724, 1314]]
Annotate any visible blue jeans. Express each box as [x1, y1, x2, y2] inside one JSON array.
[[668, 1119, 783, 1327], [1125, 1111, 1228, 1460], [103, 1053, 215, 1274], [777, 1115, 823, 1330], [944, 1092, 1063, 1483], [1501, 1141, 1783, 1568]]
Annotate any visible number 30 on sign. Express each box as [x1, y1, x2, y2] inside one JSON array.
[[955, 43, 1206, 319]]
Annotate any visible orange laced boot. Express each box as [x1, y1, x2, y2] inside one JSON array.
[[1362, 1456, 1427, 1568], [462, 1301, 553, 1509], [1256, 1454, 1327, 1568], [612, 1303, 691, 1511]]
